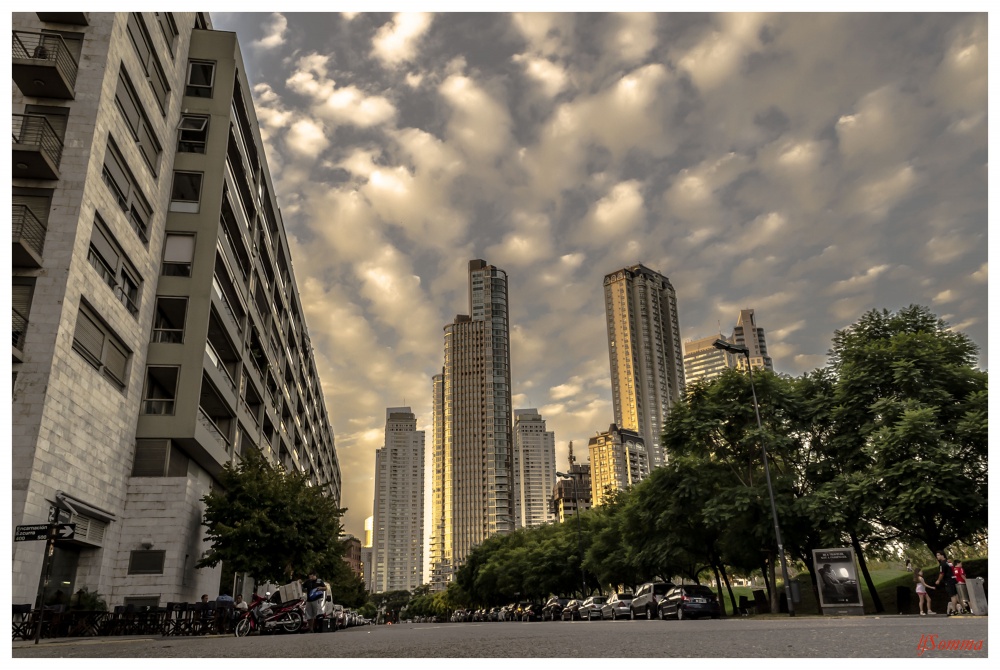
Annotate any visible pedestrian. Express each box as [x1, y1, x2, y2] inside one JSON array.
[[200, 594, 209, 604], [952, 560, 969, 614], [914, 569, 935, 615], [934, 551, 961, 616], [905, 559, 912, 572], [234, 594, 248, 612], [300, 571, 328, 633]]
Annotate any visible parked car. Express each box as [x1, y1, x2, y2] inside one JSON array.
[[601, 592, 634, 620], [658, 584, 722, 620], [522, 602, 544, 622], [542, 596, 571, 621], [561, 599, 584, 621], [630, 582, 675, 619], [581, 595, 608, 620]]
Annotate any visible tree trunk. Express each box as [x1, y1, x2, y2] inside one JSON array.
[[851, 530, 883, 613], [720, 564, 739, 617], [711, 562, 726, 617], [802, 552, 823, 614], [760, 557, 772, 605]]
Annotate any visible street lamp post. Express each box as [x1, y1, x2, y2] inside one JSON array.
[[713, 339, 795, 617], [556, 470, 586, 599]]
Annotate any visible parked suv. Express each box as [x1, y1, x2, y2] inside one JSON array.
[[542, 596, 571, 621], [600, 592, 633, 620], [630, 582, 675, 619]]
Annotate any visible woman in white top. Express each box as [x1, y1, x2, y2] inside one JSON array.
[[915, 568, 935, 615]]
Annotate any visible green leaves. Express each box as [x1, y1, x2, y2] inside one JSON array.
[[197, 449, 345, 584]]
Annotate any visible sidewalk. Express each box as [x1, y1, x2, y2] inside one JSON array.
[[12, 633, 230, 649]]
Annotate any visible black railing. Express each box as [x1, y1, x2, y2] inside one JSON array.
[[12, 30, 79, 88], [13, 306, 28, 350], [12, 204, 46, 257], [13, 113, 64, 167]]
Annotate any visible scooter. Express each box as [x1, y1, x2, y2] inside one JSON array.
[[234, 592, 306, 636]]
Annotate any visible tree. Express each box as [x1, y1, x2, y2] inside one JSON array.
[[197, 449, 346, 583], [829, 306, 988, 554]]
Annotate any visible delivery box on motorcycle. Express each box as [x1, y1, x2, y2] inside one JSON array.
[[278, 581, 303, 604]]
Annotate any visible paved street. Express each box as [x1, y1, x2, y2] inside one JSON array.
[[12, 615, 988, 658]]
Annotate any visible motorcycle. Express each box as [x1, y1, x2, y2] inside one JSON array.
[[234, 591, 306, 636]]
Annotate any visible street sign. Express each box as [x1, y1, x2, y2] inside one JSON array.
[[48, 506, 72, 524], [51, 524, 76, 540], [15, 524, 51, 542], [14, 523, 75, 542]]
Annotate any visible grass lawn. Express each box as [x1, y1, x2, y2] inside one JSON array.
[[709, 558, 987, 617]]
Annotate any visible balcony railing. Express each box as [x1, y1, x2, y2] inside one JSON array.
[[12, 31, 79, 98], [12, 204, 46, 259], [142, 399, 174, 415], [199, 408, 231, 454], [151, 328, 183, 343], [206, 342, 237, 394], [13, 113, 64, 169], [13, 306, 28, 350]]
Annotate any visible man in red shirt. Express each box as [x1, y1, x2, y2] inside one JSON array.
[[953, 560, 969, 614]]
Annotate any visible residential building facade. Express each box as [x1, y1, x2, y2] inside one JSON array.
[[361, 515, 374, 592], [340, 535, 362, 580], [731, 309, 773, 371], [603, 264, 684, 468], [552, 445, 592, 523], [371, 407, 425, 592], [428, 260, 514, 591], [512, 408, 557, 528], [588, 424, 649, 507], [683, 333, 737, 386], [12, 12, 340, 609]]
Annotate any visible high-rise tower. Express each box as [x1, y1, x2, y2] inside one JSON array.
[[588, 424, 649, 507], [512, 408, 557, 528], [372, 407, 425, 592], [683, 333, 737, 386], [732, 309, 773, 371], [429, 260, 513, 590], [603, 264, 685, 468]]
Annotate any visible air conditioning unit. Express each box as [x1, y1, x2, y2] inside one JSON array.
[[69, 512, 107, 547]]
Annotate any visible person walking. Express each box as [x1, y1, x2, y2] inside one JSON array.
[[914, 569, 935, 615], [952, 560, 969, 614], [934, 552, 961, 616], [301, 571, 328, 633]]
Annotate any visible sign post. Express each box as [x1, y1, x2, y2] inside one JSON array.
[[14, 523, 75, 643]]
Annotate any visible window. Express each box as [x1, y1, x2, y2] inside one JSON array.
[[155, 12, 178, 58], [87, 217, 142, 317], [177, 115, 209, 153], [126, 13, 170, 114], [133, 440, 189, 477], [127, 550, 166, 575], [71, 301, 131, 390], [151, 296, 187, 343], [186, 60, 215, 98], [169, 171, 203, 212], [115, 68, 162, 174], [101, 139, 152, 244], [142, 366, 179, 415], [161, 233, 195, 277]]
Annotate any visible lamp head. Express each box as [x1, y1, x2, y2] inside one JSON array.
[[713, 339, 749, 356]]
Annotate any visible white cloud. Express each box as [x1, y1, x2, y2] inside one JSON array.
[[285, 118, 328, 159], [439, 74, 513, 164], [607, 13, 658, 65], [677, 13, 766, 91], [372, 13, 433, 67], [510, 13, 574, 58], [513, 54, 569, 98], [579, 180, 645, 248], [254, 13, 288, 50]]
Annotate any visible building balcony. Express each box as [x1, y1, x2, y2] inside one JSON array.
[[13, 114, 63, 179], [13, 306, 28, 363], [12, 31, 79, 99], [36, 13, 89, 25], [12, 204, 46, 267]]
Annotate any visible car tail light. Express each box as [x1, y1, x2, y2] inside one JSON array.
[[681, 595, 690, 601]]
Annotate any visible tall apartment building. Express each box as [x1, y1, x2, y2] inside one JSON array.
[[512, 408, 557, 528], [361, 516, 374, 592], [603, 264, 685, 468], [372, 407, 425, 592], [552, 444, 591, 523], [12, 12, 340, 609], [588, 424, 649, 507], [683, 333, 737, 386], [428, 260, 514, 591], [731, 309, 773, 371]]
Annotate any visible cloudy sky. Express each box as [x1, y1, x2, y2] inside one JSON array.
[[209, 11, 988, 539]]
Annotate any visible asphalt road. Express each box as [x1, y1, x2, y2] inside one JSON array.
[[12, 615, 988, 658]]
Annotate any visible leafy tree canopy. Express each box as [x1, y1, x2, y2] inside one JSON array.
[[197, 449, 346, 583]]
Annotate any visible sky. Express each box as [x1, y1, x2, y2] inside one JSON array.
[[208, 11, 989, 541]]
